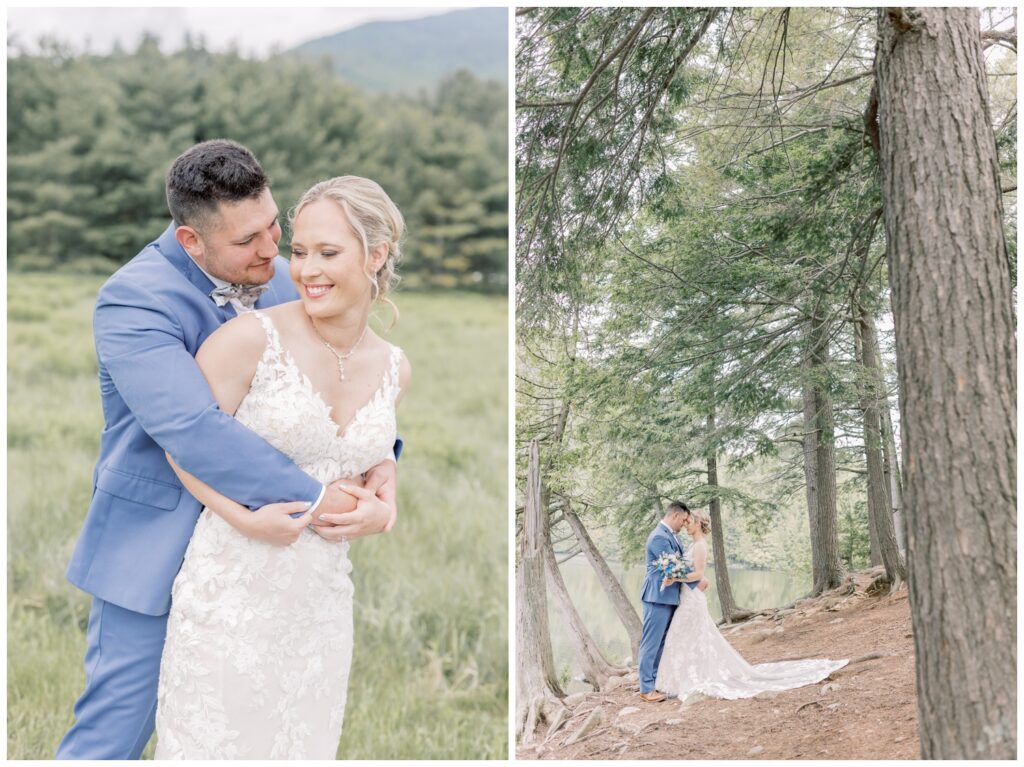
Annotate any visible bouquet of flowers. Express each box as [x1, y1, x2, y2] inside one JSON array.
[[654, 551, 693, 591]]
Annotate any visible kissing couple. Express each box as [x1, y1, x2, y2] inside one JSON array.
[[58, 140, 411, 759], [638, 501, 848, 704]]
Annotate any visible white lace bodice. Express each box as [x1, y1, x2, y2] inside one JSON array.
[[154, 310, 402, 759], [235, 310, 402, 483]]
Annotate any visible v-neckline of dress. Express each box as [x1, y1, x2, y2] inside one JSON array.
[[258, 311, 393, 441]]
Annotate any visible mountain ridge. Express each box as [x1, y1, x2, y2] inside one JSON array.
[[290, 7, 507, 94]]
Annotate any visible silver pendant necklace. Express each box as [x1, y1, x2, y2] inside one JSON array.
[[312, 321, 369, 382]]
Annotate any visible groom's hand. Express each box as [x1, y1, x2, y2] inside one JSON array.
[[313, 478, 362, 518], [313, 484, 390, 541], [363, 459, 397, 531]]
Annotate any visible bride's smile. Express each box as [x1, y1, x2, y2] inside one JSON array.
[[289, 197, 389, 330], [304, 283, 334, 299]]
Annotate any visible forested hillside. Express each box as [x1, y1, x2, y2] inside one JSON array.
[[8, 37, 508, 289]]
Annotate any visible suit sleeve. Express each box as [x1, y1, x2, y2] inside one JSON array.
[[94, 278, 323, 509]]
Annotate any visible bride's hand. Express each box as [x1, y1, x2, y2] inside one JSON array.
[[661, 577, 673, 589], [312, 484, 390, 541], [363, 460, 397, 530], [240, 501, 313, 545]]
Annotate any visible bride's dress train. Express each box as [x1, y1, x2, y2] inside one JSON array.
[[656, 547, 847, 702], [154, 311, 402, 759]]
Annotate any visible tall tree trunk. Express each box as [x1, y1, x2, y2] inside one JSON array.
[[542, 532, 627, 690], [866, 504, 882, 566], [563, 506, 642, 660], [854, 316, 884, 567], [801, 324, 820, 566], [706, 407, 748, 622], [806, 311, 845, 595], [516, 441, 564, 742], [854, 298, 907, 587], [876, 8, 1016, 759], [880, 396, 906, 552]]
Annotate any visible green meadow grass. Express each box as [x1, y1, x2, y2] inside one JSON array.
[[7, 273, 509, 759]]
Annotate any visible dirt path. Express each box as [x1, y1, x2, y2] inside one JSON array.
[[518, 570, 920, 760]]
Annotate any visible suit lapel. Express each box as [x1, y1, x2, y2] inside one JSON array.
[[665, 526, 682, 554], [658, 524, 680, 554]]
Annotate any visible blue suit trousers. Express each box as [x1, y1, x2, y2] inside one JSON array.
[[638, 600, 676, 693], [56, 598, 167, 759]]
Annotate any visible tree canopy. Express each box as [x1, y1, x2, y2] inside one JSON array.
[[8, 36, 509, 290]]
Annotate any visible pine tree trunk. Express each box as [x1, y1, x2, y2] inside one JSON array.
[[806, 312, 844, 595], [866, 505, 882, 566], [875, 8, 1016, 759], [563, 506, 642, 660], [880, 398, 906, 552], [801, 327, 820, 566], [856, 313, 888, 569], [516, 441, 564, 742], [542, 534, 627, 690], [855, 299, 907, 587], [706, 408, 747, 622]]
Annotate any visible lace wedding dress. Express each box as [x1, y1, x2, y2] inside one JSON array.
[[655, 540, 848, 702], [154, 311, 402, 759]]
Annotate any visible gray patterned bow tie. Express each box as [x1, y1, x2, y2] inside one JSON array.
[[210, 283, 268, 309]]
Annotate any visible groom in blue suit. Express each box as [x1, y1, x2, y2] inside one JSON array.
[[638, 501, 708, 702], [57, 140, 401, 759]]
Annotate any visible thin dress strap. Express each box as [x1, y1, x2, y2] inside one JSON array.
[[386, 344, 404, 400], [250, 310, 285, 363]]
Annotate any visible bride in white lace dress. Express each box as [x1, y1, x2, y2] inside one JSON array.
[[154, 177, 411, 759], [656, 509, 847, 702]]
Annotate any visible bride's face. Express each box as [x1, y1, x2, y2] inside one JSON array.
[[289, 199, 387, 319]]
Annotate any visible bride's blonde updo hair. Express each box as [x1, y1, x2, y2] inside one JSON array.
[[290, 175, 405, 324], [692, 508, 711, 535]]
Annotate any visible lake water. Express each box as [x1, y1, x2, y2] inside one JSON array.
[[549, 556, 810, 691]]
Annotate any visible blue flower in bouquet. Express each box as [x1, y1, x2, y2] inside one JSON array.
[[654, 551, 693, 591]]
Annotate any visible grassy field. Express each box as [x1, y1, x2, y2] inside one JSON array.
[[7, 273, 509, 759]]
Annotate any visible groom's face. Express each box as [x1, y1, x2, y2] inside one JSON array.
[[187, 188, 282, 285]]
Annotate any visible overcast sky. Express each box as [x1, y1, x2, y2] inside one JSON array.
[[8, 7, 462, 58]]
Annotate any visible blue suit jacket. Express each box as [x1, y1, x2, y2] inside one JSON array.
[[67, 223, 401, 616], [640, 523, 685, 606]]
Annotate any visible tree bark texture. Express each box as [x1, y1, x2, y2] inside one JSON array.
[[880, 396, 907, 552], [564, 506, 642, 660], [516, 441, 564, 742], [876, 7, 1016, 759], [806, 312, 845, 595], [854, 298, 907, 586], [706, 408, 746, 622], [801, 327, 820, 562], [855, 321, 884, 568]]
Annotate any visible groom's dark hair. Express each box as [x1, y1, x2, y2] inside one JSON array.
[[166, 139, 269, 230], [666, 500, 690, 515]]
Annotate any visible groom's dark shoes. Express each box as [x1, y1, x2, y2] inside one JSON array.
[[639, 690, 666, 703]]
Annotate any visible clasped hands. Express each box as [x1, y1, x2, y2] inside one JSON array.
[[308, 460, 397, 543], [662, 576, 710, 592], [244, 460, 395, 546]]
